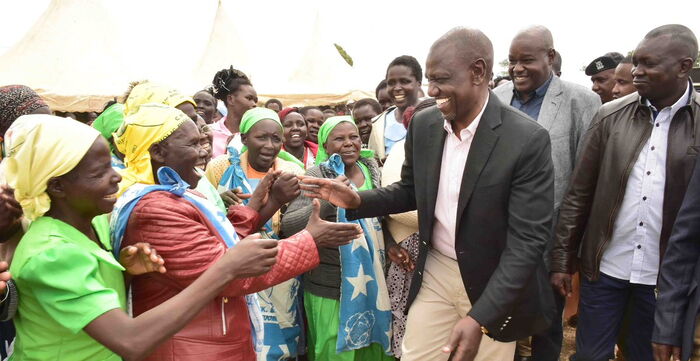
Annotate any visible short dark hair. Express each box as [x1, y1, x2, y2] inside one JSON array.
[[386, 55, 423, 84], [644, 24, 698, 62], [620, 54, 633, 64], [265, 98, 283, 108], [211, 66, 252, 102], [299, 106, 320, 117], [352, 98, 382, 115], [375, 79, 388, 99], [195, 87, 215, 97]]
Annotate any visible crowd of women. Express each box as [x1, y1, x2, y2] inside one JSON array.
[[0, 54, 429, 361]]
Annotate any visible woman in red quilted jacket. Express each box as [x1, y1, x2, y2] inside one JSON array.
[[112, 104, 362, 361]]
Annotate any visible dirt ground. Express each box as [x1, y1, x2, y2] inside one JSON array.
[[560, 324, 623, 361], [560, 324, 576, 360]]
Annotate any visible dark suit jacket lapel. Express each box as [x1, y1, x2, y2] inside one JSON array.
[[456, 95, 502, 228], [425, 113, 447, 235]]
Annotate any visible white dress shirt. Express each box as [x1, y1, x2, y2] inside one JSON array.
[[600, 84, 691, 285], [432, 95, 489, 260]]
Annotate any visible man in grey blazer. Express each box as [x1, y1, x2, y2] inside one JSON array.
[[493, 26, 601, 361], [301, 27, 556, 361]]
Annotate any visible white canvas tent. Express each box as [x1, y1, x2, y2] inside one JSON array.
[[0, 0, 374, 111]]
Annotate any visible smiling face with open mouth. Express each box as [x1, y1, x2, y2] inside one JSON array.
[[282, 111, 308, 149], [51, 136, 123, 217], [151, 120, 208, 189], [323, 122, 362, 166], [386, 65, 421, 111], [426, 41, 487, 124], [508, 34, 554, 99]]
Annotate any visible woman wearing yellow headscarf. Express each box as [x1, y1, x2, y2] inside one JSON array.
[[2, 114, 287, 361], [115, 103, 189, 196], [110, 104, 361, 361], [118, 82, 220, 209]]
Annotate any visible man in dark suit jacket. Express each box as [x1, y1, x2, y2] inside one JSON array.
[[654, 154, 700, 361], [301, 27, 555, 361]]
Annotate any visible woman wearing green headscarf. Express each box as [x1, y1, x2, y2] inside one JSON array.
[[205, 107, 307, 361], [281, 117, 393, 361], [92, 103, 126, 170], [205, 107, 304, 209]]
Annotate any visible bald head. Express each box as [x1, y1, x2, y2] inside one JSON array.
[[644, 24, 698, 62], [513, 25, 554, 52], [508, 25, 556, 96], [425, 27, 493, 124], [431, 27, 494, 78]]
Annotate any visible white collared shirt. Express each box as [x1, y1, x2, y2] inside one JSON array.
[[432, 95, 489, 260], [600, 83, 691, 285]]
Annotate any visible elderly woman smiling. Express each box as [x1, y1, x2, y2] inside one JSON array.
[[282, 116, 394, 361], [205, 107, 309, 360], [112, 104, 361, 361]]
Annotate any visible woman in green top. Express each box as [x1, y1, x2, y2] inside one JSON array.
[[2, 115, 281, 361]]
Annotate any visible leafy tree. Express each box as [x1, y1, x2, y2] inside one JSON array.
[[496, 58, 510, 76]]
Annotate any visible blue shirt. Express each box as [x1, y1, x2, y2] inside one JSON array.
[[384, 108, 407, 154], [510, 74, 553, 121]]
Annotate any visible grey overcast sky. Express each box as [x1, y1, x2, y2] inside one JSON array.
[[1, 0, 698, 94]]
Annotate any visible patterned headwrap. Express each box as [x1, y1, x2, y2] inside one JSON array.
[[0, 85, 48, 136], [1, 115, 100, 220], [239, 107, 303, 168], [315, 116, 374, 165], [123, 81, 196, 117], [114, 103, 189, 196]]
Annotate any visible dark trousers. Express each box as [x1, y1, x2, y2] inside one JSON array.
[[530, 291, 565, 361], [573, 273, 655, 361], [529, 209, 565, 361]]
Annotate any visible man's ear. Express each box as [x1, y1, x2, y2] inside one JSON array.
[[471, 58, 488, 86], [149, 142, 166, 163], [678, 56, 694, 78], [546, 48, 556, 66], [46, 177, 66, 199]]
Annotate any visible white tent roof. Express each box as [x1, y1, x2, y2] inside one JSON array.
[[0, 0, 374, 111]]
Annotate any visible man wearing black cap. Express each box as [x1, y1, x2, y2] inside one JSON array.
[[586, 52, 624, 103]]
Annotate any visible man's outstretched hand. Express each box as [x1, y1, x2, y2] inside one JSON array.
[[299, 175, 361, 209], [304, 199, 362, 248]]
